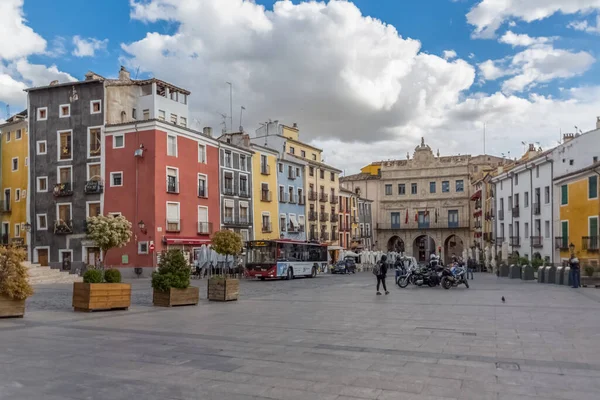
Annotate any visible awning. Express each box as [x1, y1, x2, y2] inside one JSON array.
[[328, 245, 343, 251], [470, 190, 482, 201], [224, 199, 235, 208], [289, 214, 298, 228], [163, 236, 211, 246]]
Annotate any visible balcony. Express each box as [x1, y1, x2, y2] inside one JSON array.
[[260, 164, 271, 176], [288, 171, 296, 180], [510, 236, 521, 247], [0, 201, 11, 214], [341, 224, 350, 232], [582, 236, 599, 251], [198, 187, 208, 198], [166, 219, 181, 232], [320, 232, 329, 241], [555, 236, 569, 250], [223, 217, 251, 227], [262, 223, 272, 233], [223, 186, 235, 196], [54, 220, 73, 235], [298, 195, 306, 205], [512, 207, 520, 218], [376, 219, 470, 230], [308, 191, 318, 201], [330, 196, 338, 204], [308, 211, 318, 221], [319, 212, 329, 222], [288, 194, 297, 204], [533, 203, 541, 215], [261, 191, 272, 202], [309, 231, 318, 241], [498, 210, 504, 221], [197, 222, 212, 235], [167, 179, 179, 194], [319, 193, 328, 203], [531, 236, 543, 248], [330, 214, 339, 223], [239, 189, 250, 198], [496, 237, 504, 245], [53, 182, 73, 197], [84, 180, 103, 194]]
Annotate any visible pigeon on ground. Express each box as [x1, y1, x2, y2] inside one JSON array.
[[501, 296, 506, 303]]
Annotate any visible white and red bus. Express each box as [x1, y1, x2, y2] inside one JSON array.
[[245, 240, 328, 280]]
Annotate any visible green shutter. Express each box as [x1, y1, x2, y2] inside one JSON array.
[[562, 221, 568, 248], [589, 176, 598, 199], [591, 217, 598, 238], [561, 185, 568, 205]]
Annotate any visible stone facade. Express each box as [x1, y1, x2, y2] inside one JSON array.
[[358, 197, 374, 250]]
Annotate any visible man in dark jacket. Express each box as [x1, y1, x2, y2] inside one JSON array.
[[376, 255, 389, 295]]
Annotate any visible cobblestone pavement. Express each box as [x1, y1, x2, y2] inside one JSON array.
[[3, 272, 600, 399]]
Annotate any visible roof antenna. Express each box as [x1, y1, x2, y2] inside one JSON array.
[[5, 104, 10, 119], [134, 66, 140, 80]]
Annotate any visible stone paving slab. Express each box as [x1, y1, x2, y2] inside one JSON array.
[[2, 272, 600, 399]]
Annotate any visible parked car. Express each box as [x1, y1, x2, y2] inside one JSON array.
[[332, 261, 349, 274], [344, 257, 357, 274]]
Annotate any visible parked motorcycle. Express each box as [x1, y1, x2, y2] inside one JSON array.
[[441, 263, 470, 289]]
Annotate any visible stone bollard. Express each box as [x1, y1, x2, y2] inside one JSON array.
[[538, 266, 545, 283], [546, 266, 557, 284], [509, 264, 521, 279], [563, 267, 571, 286], [521, 265, 535, 280], [499, 264, 510, 277], [555, 266, 564, 285]]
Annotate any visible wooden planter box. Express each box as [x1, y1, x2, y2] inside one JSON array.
[[208, 278, 239, 302], [582, 276, 600, 288], [0, 295, 25, 318], [72, 283, 131, 312], [153, 287, 199, 307]]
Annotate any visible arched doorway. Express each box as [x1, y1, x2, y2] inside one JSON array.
[[387, 236, 405, 253], [444, 235, 464, 265], [413, 235, 435, 263]]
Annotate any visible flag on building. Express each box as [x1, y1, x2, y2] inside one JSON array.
[[405, 209, 409, 224]]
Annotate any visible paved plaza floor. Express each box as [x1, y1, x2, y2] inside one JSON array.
[[2, 272, 600, 400]]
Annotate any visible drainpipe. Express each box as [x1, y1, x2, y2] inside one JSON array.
[[526, 163, 533, 261], [594, 167, 600, 267], [546, 155, 554, 265], [510, 172, 514, 256]]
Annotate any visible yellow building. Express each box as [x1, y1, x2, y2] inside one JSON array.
[[251, 144, 280, 240], [555, 165, 599, 265], [0, 111, 29, 249]]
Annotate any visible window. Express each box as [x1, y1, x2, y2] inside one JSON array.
[[442, 181, 449, 193], [309, 167, 314, 177], [514, 174, 518, 186], [166, 167, 178, 193], [312, 153, 317, 161], [544, 186, 550, 203], [240, 175, 248, 195], [385, 185, 392, 195], [14, 224, 20, 237], [280, 215, 286, 231], [180, 117, 187, 128], [411, 183, 417, 195], [25, 157, 28, 167], [88, 128, 101, 157], [330, 172, 335, 182], [37, 177, 48, 192], [11, 157, 18, 171], [58, 130, 72, 160], [59, 104, 70, 118], [170, 114, 178, 124], [296, 167, 300, 177], [91, 100, 101, 114], [198, 206, 209, 233], [132, 108, 137, 120], [58, 166, 72, 184], [37, 107, 47, 121], [545, 220, 550, 238], [536, 165, 539, 178], [448, 210, 459, 228], [15, 189, 20, 202], [524, 222, 529, 238], [589, 176, 598, 199], [524, 192, 529, 207], [57, 203, 72, 225], [113, 134, 124, 149], [158, 110, 166, 121], [37, 214, 48, 230], [500, 223, 505, 238], [224, 151, 232, 167], [166, 202, 180, 231], [456, 180, 464, 192], [198, 144, 206, 163], [224, 172, 234, 193], [87, 163, 101, 181], [240, 155, 247, 171], [110, 172, 123, 187], [5, 131, 10, 142], [278, 163, 284, 173], [108, 212, 122, 218], [138, 242, 149, 254], [167, 135, 177, 156], [37, 141, 47, 155], [143, 109, 150, 119], [289, 146, 295, 154], [240, 204, 249, 223], [320, 169, 324, 179], [391, 212, 401, 229], [16, 129, 22, 140], [514, 193, 519, 208], [198, 174, 207, 197], [561, 184, 568, 205], [569, 159, 574, 166], [87, 202, 101, 217], [590, 217, 598, 238], [301, 150, 306, 157], [429, 182, 436, 193]]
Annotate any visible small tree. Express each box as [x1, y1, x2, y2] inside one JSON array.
[[211, 230, 243, 277], [86, 215, 133, 267], [0, 246, 33, 300], [152, 249, 190, 292]]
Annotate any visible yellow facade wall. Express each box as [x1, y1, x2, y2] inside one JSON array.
[[558, 174, 599, 264], [0, 120, 29, 246], [360, 163, 380, 176], [252, 148, 279, 240]]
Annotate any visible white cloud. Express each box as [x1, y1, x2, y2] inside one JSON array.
[[72, 36, 109, 57], [498, 31, 553, 47], [0, 73, 28, 107], [0, 0, 46, 60], [443, 50, 457, 60], [568, 14, 600, 33], [478, 59, 513, 81], [12, 59, 76, 88], [467, 0, 600, 37]]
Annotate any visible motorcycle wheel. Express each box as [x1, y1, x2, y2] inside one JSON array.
[[463, 279, 470, 288], [441, 277, 452, 290], [428, 279, 438, 288], [398, 276, 410, 288]]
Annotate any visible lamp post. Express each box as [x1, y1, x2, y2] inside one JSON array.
[[138, 220, 147, 235]]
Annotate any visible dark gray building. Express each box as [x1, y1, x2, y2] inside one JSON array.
[[27, 76, 105, 271]]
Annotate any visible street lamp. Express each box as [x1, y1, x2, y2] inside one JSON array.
[[24, 222, 31, 232], [569, 242, 575, 255], [138, 220, 147, 235]]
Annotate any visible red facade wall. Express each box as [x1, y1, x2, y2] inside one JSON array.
[[103, 124, 219, 268]]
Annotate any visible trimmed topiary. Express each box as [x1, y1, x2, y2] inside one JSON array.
[[104, 268, 122, 283], [83, 269, 103, 283], [0, 246, 33, 300], [151, 249, 190, 292]]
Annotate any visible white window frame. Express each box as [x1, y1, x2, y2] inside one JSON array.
[[108, 212, 122, 218], [166, 201, 181, 228], [170, 114, 178, 124], [138, 241, 149, 255], [180, 117, 187, 128], [56, 202, 73, 223], [90, 100, 102, 115], [15, 189, 20, 202], [59, 104, 71, 118], [240, 229, 249, 242], [58, 249, 74, 263], [37, 107, 48, 121], [87, 162, 102, 181], [167, 134, 178, 157], [36, 140, 47, 155], [37, 214, 48, 231], [589, 216, 599, 237], [158, 109, 166, 121], [198, 143, 206, 163], [86, 201, 102, 218], [198, 173, 208, 198], [110, 171, 123, 187], [142, 109, 150, 119], [87, 126, 103, 158], [113, 134, 125, 149], [166, 166, 179, 192], [11, 157, 18, 172], [57, 165, 73, 185], [15, 129, 22, 141], [14, 223, 20, 237], [57, 129, 73, 162], [5, 131, 10, 142]]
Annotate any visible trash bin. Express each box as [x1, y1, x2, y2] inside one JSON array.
[[521, 265, 535, 280], [545, 266, 554, 283], [555, 266, 564, 285], [538, 266, 545, 283], [509, 264, 521, 279], [499, 264, 510, 277], [563, 266, 572, 286]]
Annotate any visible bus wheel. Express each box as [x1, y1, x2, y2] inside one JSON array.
[[287, 268, 294, 281], [260, 277, 266, 281], [310, 267, 317, 278]]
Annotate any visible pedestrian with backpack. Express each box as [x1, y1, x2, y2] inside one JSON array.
[[373, 254, 389, 295]]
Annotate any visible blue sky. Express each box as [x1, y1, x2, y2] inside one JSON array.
[[3, 0, 600, 172]]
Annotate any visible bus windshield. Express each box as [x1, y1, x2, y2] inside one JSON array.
[[246, 242, 276, 264]]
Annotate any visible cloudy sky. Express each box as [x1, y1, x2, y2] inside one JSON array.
[[2, 0, 600, 174]]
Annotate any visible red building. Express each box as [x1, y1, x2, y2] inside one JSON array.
[[103, 120, 219, 276]]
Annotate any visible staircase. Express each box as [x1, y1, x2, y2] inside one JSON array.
[[25, 262, 82, 285]]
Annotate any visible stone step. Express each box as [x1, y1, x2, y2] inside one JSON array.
[[27, 266, 82, 284]]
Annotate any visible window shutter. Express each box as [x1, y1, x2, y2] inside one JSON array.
[[167, 203, 179, 220], [198, 207, 208, 223], [589, 176, 598, 199], [561, 185, 568, 205], [590, 218, 598, 238]]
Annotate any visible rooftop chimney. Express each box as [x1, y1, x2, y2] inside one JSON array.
[[203, 127, 213, 137], [563, 133, 575, 143], [596, 116, 600, 130], [292, 122, 298, 129], [528, 143, 535, 152], [49, 80, 59, 86], [118, 66, 131, 81]]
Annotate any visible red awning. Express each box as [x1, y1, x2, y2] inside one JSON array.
[[163, 236, 211, 246], [470, 190, 482, 200]]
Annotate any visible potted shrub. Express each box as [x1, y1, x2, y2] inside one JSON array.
[[152, 249, 199, 307], [208, 230, 242, 302], [72, 268, 131, 312], [0, 247, 33, 318]]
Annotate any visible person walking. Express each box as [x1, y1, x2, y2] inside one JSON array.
[[374, 255, 389, 295], [570, 256, 580, 288]]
